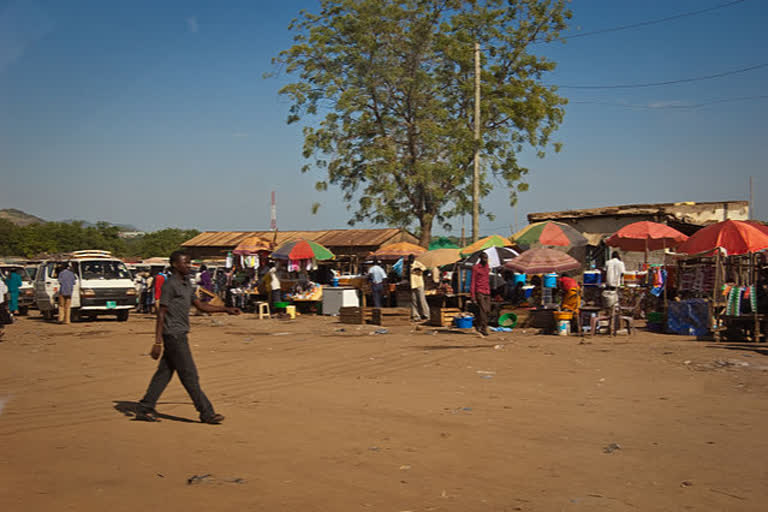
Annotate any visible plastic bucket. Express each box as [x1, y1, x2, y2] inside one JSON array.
[[285, 305, 296, 319], [454, 316, 474, 329], [514, 273, 527, 285], [543, 273, 557, 288], [557, 320, 570, 336], [498, 312, 518, 328], [522, 285, 534, 299]]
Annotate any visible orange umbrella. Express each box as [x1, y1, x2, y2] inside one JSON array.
[[606, 221, 688, 252], [373, 242, 426, 260], [459, 235, 513, 257], [232, 236, 273, 255], [677, 220, 768, 256]]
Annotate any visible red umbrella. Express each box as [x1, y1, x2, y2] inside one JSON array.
[[606, 221, 688, 252], [677, 220, 768, 256], [504, 248, 581, 274]]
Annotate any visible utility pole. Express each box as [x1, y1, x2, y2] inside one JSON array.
[[460, 216, 466, 248], [472, 41, 481, 242]]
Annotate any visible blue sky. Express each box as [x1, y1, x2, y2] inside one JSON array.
[[1, 0, 766, 235]]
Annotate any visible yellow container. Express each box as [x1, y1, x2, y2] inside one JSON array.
[[285, 305, 296, 319]]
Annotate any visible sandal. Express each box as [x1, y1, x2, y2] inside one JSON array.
[[135, 409, 159, 422], [201, 413, 225, 425]]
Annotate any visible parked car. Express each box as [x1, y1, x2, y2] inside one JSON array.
[[0, 265, 35, 315], [34, 250, 137, 322]]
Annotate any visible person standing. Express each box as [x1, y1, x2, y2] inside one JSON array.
[[0, 277, 10, 339], [367, 258, 387, 308], [268, 261, 282, 307], [603, 252, 626, 310], [6, 269, 22, 315], [471, 252, 491, 336], [153, 269, 167, 313], [197, 265, 214, 302], [138, 251, 240, 424], [57, 264, 77, 324], [409, 255, 430, 321]]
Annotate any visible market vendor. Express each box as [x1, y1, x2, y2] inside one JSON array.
[[558, 273, 581, 313]]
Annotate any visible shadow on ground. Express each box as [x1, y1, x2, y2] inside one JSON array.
[[113, 400, 198, 423]]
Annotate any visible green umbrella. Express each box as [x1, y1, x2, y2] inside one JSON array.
[[429, 236, 459, 250]]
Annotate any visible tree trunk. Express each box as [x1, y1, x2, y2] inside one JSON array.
[[418, 214, 433, 248]]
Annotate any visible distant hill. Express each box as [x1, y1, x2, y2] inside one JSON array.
[[0, 208, 45, 226], [0, 209, 138, 231]]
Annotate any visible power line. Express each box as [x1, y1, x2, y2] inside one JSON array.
[[560, 0, 749, 41], [556, 63, 768, 89], [570, 95, 768, 110]]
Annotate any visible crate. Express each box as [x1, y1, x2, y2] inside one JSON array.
[[339, 306, 377, 325], [429, 307, 462, 327]]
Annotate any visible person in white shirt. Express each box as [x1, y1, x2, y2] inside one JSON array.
[[268, 262, 282, 307], [603, 252, 626, 309], [0, 278, 9, 339], [367, 259, 387, 308]]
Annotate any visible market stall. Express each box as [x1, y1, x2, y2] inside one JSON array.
[[673, 220, 768, 341]]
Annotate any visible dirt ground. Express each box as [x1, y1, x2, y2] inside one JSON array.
[[1, 310, 767, 512]]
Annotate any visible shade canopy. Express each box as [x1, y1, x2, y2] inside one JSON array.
[[460, 235, 513, 257], [272, 239, 335, 261], [415, 248, 462, 268], [676, 220, 768, 256], [606, 221, 688, 252], [232, 236, 274, 255], [513, 221, 587, 249], [428, 236, 460, 250], [462, 246, 519, 268], [372, 242, 427, 260], [504, 248, 581, 274]]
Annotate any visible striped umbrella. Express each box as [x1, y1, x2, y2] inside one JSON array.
[[272, 239, 335, 261], [459, 235, 513, 257], [373, 242, 427, 261], [513, 221, 587, 249], [462, 246, 520, 268], [504, 248, 581, 274]]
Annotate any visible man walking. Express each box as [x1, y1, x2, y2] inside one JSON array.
[[57, 264, 77, 324], [367, 258, 386, 308], [471, 252, 491, 336], [138, 251, 240, 424]]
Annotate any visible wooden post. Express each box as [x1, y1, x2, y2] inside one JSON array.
[[753, 252, 760, 342], [712, 251, 721, 342]]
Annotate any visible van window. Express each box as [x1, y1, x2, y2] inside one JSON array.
[[80, 261, 131, 280]]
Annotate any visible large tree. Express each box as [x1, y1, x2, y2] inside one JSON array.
[[274, 0, 570, 246]]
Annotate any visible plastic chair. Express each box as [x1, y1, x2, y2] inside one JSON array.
[[256, 301, 271, 319]]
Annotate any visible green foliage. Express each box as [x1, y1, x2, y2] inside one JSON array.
[[273, 0, 570, 244], [0, 221, 199, 260]]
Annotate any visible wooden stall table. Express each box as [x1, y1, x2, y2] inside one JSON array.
[[290, 299, 322, 315]]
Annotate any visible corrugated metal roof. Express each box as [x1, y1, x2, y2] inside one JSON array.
[[182, 228, 415, 248]]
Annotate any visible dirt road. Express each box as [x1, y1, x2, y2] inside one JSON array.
[[1, 312, 767, 511]]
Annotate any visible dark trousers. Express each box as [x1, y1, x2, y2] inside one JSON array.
[[139, 333, 215, 421], [476, 293, 490, 334], [371, 283, 384, 308]]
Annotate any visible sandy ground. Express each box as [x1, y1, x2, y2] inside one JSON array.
[[1, 310, 768, 512]]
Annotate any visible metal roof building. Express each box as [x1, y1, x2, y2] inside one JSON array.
[[181, 228, 419, 263]]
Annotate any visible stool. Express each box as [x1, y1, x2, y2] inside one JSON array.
[[256, 301, 271, 319]]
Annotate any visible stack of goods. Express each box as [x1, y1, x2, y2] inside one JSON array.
[[286, 282, 323, 301], [723, 284, 758, 316], [678, 266, 716, 293]]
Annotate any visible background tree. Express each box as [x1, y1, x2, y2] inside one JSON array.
[[273, 0, 570, 246]]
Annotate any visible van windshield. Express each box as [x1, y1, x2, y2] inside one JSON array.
[[79, 261, 132, 280]]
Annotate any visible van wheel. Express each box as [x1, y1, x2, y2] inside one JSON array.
[[117, 310, 129, 322]]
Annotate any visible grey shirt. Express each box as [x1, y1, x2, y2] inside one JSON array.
[[159, 273, 195, 335], [58, 269, 77, 297]]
